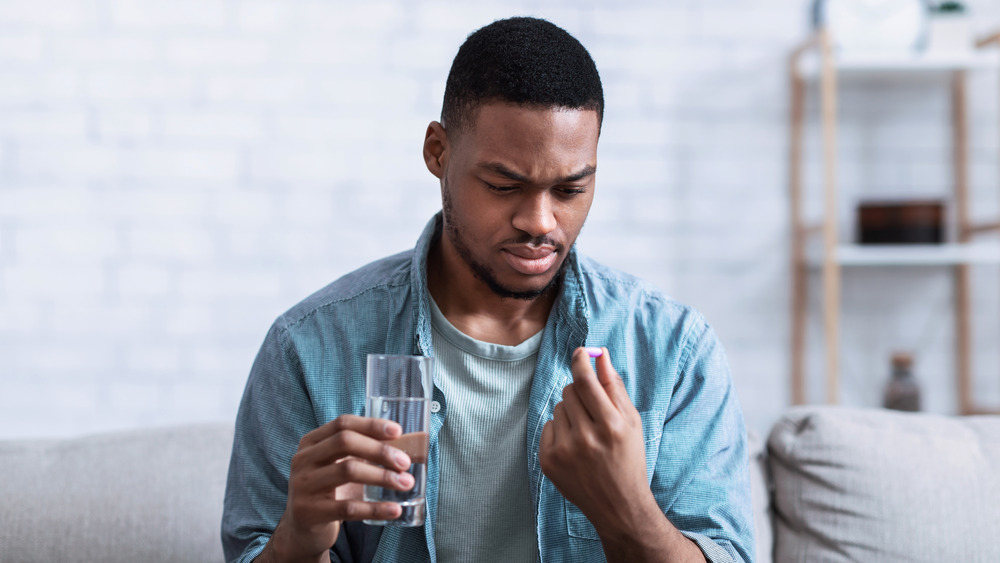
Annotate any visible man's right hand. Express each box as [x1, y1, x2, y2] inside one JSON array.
[[261, 414, 415, 563]]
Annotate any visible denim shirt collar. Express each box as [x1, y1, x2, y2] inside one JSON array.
[[409, 215, 437, 358]]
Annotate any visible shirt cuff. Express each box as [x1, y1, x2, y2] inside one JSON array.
[[679, 530, 741, 563], [230, 540, 267, 563]]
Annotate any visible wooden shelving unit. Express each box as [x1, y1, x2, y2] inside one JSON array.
[[788, 28, 1000, 415], [807, 244, 1000, 267]]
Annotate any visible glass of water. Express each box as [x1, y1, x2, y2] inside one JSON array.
[[363, 354, 433, 526]]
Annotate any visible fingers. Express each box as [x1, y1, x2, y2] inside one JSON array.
[[294, 496, 403, 524], [540, 420, 555, 455], [295, 456, 415, 497], [338, 500, 403, 522], [593, 347, 617, 386], [539, 415, 569, 477], [569, 347, 619, 421], [559, 382, 592, 426], [538, 420, 560, 480], [594, 347, 633, 411], [295, 416, 412, 472], [300, 414, 401, 449], [283, 413, 421, 545], [570, 346, 599, 385], [298, 430, 411, 473]]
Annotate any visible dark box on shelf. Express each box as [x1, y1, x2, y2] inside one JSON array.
[[856, 200, 945, 244]]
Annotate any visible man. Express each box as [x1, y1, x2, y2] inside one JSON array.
[[223, 16, 753, 563]]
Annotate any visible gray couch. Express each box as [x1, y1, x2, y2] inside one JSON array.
[[752, 406, 1000, 562], [0, 423, 234, 563], [1, 406, 998, 562]]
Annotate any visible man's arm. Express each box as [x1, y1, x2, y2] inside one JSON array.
[[539, 347, 707, 563], [222, 325, 413, 563], [649, 319, 754, 562]]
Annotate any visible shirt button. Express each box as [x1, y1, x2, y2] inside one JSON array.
[[430, 401, 441, 413]]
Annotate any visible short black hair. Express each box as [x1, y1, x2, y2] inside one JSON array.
[[441, 17, 604, 136]]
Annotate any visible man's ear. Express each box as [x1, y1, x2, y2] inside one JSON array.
[[423, 121, 448, 179]]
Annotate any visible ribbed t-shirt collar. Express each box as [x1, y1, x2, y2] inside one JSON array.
[[428, 294, 543, 362]]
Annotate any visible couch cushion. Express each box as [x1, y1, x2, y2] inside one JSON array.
[[0, 423, 234, 563], [748, 429, 773, 563], [767, 406, 1000, 563]]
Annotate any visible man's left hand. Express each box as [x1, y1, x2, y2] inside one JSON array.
[[539, 346, 653, 539]]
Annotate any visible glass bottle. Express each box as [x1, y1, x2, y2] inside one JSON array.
[[883, 352, 921, 412]]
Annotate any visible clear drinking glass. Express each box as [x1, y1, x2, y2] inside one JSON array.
[[363, 354, 433, 526]]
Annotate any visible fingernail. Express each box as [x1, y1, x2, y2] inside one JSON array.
[[397, 472, 414, 488], [394, 451, 410, 468], [585, 347, 603, 357]]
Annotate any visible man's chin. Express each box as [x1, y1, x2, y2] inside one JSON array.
[[478, 265, 565, 301]]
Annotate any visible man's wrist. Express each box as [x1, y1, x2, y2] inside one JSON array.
[[257, 518, 331, 563], [593, 493, 706, 563], [257, 541, 330, 563], [592, 491, 665, 546]]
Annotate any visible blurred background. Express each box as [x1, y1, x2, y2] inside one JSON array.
[[1, 0, 999, 439]]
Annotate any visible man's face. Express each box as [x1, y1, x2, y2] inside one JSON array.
[[434, 102, 599, 300]]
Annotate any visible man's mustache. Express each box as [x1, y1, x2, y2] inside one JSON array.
[[504, 235, 562, 249]]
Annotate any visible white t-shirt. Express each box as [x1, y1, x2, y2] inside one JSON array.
[[429, 296, 542, 563]]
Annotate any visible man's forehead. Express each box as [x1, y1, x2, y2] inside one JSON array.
[[459, 101, 600, 135]]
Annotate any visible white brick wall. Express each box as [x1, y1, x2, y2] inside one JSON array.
[[1, 0, 999, 439]]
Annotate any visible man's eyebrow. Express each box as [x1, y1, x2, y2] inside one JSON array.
[[561, 165, 597, 183], [478, 162, 597, 184], [479, 162, 530, 183]]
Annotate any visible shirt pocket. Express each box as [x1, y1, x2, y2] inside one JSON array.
[[564, 408, 666, 540]]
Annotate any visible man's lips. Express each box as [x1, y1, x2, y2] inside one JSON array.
[[502, 246, 559, 275]]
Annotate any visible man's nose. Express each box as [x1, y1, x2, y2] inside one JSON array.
[[512, 191, 557, 239]]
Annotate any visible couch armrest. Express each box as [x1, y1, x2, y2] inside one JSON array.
[[0, 423, 234, 563], [767, 406, 1000, 562], [748, 429, 773, 563]]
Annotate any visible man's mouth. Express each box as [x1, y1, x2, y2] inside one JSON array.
[[502, 246, 559, 275]]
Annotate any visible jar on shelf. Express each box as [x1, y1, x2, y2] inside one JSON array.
[[884, 352, 921, 412]]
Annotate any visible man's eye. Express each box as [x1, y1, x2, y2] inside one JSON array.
[[485, 183, 517, 193], [559, 188, 586, 196]]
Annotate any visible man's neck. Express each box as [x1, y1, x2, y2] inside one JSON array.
[[426, 238, 557, 347]]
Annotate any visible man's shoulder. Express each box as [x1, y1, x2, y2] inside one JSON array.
[[276, 249, 415, 331], [574, 253, 714, 349], [576, 254, 649, 290], [575, 254, 695, 318]]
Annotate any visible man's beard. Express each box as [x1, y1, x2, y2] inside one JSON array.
[[441, 180, 567, 301]]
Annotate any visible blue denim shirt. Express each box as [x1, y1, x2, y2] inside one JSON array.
[[222, 214, 754, 563]]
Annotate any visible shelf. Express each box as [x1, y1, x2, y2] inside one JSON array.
[[788, 27, 1000, 415], [807, 243, 1000, 267], [797, 50, 1000, 78]]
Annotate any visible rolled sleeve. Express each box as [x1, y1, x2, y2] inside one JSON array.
[[221, 321, 319, 563], [654, 317, 755, 562]]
